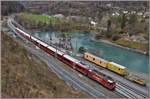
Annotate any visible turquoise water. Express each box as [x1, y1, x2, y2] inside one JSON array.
[[31, 32, 149, 74]]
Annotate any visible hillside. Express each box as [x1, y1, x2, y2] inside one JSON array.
[[1, 1, 24, 16], [21, 1, 149, 19], [1, 32, 87, 98]]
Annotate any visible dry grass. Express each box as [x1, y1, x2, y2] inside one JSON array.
[[115, 38, 148, 51], [1, 32, 87, 98]]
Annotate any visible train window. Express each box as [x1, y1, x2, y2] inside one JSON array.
[[93, 58, 95, 61], [100, 61, 101, 64], [76, 64, 84, 71], [86, 55, 88, 57], [118, 68, 120, 70], [64, 58, 71, 63]]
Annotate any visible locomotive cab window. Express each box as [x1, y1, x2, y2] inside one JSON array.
[[86, 55, 88, 57], [93, 58, 95, 61]]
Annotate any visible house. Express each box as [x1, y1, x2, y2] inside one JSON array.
[[90, 21, 97, 27], [130, 35, 148, 43], [137, 12, 143, 16], [52, 14, 65, 19], [131, 11, 136, 14], [123, 11, 128, 14]]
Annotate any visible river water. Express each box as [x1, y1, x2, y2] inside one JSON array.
[[31, 32, 149, 74]]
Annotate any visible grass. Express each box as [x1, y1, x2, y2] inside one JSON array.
[[1, 32, 87, 98], [19, 12, 65, 24], [17, 12, 91, 32], [115, 38, 148, 51]]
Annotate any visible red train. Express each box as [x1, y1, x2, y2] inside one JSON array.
[[13, 26, 116, 90]]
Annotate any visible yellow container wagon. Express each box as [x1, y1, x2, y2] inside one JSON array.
[[107, 62, 126, 75], [84, 52, 108, 68], [126, 74, 146, 86]]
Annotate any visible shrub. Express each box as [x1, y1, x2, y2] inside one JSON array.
[[78, 46, 86, 53], [112, 34, 120, 41]]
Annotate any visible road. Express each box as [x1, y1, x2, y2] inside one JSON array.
[[6, 17, 149, 99]]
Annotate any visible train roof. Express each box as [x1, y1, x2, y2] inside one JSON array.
[[31, 36, 38, 41], [64, 55, 80, 63], [47, 45, 64, 56], [31, 36, 64, 56], [94, 70, 115, 83], [85, 52, 108, 62], [108, 79, 114, 83], [16, 28, 30, 37], [64, 55, 89, 68], [37, 38, 48, 47], [85, 52, 126, 69], [109, 62, 126, 69]]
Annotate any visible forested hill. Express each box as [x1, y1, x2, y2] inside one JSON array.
[[1, 1, 25, 16], [21, 1, 149, 18]]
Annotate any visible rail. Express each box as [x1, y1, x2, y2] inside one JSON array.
[[7, 17, 149, 99]]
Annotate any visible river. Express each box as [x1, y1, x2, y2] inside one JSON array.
[[31, 32, 149, 74]]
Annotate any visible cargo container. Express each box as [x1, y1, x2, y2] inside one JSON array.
[[107, 62, 126, 75], [84, 52, 108, 68]]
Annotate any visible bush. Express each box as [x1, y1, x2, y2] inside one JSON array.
[[112, 34, 120, 41], [105, 31, 112, 38], [78, 46, 86, 53]]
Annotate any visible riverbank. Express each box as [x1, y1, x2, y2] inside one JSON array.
[[29, 27, 148, 56], [12, 19, 148, 74], [91, 37, 148, 56]]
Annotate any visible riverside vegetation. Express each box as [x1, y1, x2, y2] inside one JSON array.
[[16, 12, 148, 54]]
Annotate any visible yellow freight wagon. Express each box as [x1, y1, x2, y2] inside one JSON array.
[[107, 62, 126, 75], [126, 74, 146, 86], [84, 52, 108, 68]]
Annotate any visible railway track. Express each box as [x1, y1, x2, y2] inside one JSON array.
[[117, 81, 149, 98], [7, 20, 109, 98], [7, 17, 149, 99], [38, 52, 107, 98], [12, 34, 108, 98], [116, 83, 140, 99], [84, 62, 149, 98]]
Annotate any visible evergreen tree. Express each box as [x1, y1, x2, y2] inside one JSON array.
[[106, 19, 112, 38], [121, 13, 126, 29]]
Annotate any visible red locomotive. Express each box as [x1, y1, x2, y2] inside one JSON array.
[[15, 27, 116, 90]]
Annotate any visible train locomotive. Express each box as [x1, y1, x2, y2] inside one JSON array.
[[9, 22, 116, 90]]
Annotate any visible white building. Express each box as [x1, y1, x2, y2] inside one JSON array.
[[137, 12, 143, 16], [90, 21, 97, 27], [123, 11, 128, 14], [52, 14, 65, 18]]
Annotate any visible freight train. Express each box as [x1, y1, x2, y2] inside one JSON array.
[[84, 52, 146, 86], [9, 20, 116, 90]]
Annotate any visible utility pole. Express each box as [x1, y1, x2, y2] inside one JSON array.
[[74, 39, 77, 57], [55, 43, 57, 58], [49, 33, 52, 45]]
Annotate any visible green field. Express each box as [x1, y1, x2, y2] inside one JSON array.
[[19, 12, 65, 24], [17, 12, 91, 32]]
